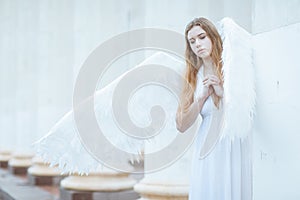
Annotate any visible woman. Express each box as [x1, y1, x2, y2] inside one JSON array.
[[176, 17, 252, 200]]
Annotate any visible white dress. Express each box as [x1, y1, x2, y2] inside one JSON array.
[[189, 69, 252, 200]]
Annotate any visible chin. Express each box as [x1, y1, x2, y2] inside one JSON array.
[[198, 54, 209, 59]]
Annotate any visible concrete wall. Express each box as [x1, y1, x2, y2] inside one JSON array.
[[142, 0, 252, 33], [253, 22, 300, 200], [253, 0, 300, 34], [252, 0, 300, 199]]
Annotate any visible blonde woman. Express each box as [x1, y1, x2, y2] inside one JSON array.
[[176, 17, 252, 200]]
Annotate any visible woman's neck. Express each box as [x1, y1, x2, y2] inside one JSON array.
[[202, 57, 215, 75]]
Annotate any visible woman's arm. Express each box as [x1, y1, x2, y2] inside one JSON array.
[[176, 87, 212, 133]]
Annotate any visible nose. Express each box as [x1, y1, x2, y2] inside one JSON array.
[[195, 38, 201, 48]]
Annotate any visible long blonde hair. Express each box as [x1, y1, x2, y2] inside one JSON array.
[[180, 17, 223, 111]]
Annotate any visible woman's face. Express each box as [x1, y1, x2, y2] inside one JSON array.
[[187, 25, 212, 59]]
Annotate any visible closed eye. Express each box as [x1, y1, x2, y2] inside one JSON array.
[[198, 33, 206, 39], [189, 39, 195, 44]]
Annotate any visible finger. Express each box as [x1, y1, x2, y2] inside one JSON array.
[[204, 75, 212, 80], [202, 77, 209, 82], [210, 76, 219, 82], [203, 82, 210, 87], [203, 80, 210, 86], [204, 81, 213, 87], [211, 74, 219, 79], [209, 74, 218, 79], [212, 80, 220, 85], [210, 78, 220, 85]]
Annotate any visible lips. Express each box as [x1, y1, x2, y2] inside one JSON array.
[[197, 49, 205, 54]]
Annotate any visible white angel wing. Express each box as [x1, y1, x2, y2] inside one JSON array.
[[34, 52, 186, 174], [217, 17, 256, 140], [34, 112, 100, 174]]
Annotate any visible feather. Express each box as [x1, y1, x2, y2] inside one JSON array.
[[34, 52, 186, 174], [217, 18, 256, 140]]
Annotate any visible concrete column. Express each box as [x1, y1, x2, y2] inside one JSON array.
[[0, 0, 38, 173], [134, 149, 192, 200], [0, 0, 17, 159], [8, 152, 34, 175], [72, 0, 134, 90], [60, 167, 139, 200], [35, 0, 74, 141], [66, 4, 141, 198], [14, 0, 39, 155], [27, 157, 64, 185], [0, 150, 12, 168], [19, 0, 74, 184]]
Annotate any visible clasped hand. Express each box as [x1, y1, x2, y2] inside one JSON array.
[[201, 75, 223, 98]]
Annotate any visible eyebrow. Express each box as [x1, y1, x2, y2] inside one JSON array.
[[188, 33, 206, 41]]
